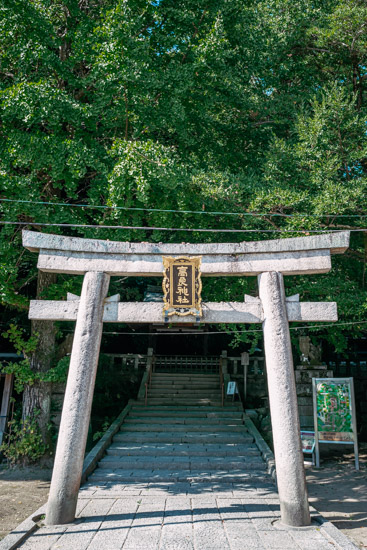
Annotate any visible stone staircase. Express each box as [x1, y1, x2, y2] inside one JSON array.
[[145, 372, 226, 407], [90, 372, 267, 483]]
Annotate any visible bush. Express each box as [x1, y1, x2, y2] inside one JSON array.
[[0, 412, 47, 465]]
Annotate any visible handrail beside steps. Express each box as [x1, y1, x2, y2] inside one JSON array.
[[219, 359, 224, 407], [145, 349, 154, 407]]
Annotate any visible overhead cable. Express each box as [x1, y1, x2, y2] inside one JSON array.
[[100, 318, 367, 335], [0, 319, 366, 336], [1, 220, 367, 233], [0, 198, 366, 218]]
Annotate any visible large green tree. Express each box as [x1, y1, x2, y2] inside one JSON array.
[[1, 0, 366, 451]]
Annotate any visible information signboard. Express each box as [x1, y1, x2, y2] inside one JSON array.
[[312, 378, 359, 469], [300, 431, 315, 454], [227, 381, 238, 396]]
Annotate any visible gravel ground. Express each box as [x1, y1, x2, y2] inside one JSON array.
[[306, 443, 367, 549], [0, 466, 51, 541]]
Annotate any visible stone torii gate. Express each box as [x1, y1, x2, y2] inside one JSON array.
[[22, 229, 350, 528]]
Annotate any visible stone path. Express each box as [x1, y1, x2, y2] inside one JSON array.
[[15, 479, 358, 550]]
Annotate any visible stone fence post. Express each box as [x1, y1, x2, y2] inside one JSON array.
[[241, 352, 249, 401], [220, 350, 228, 374], [146, 347, 154, 372]]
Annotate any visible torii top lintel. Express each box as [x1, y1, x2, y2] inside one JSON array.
[[22, 230, 350, 277]]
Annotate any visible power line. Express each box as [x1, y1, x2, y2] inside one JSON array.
[[99, 319, 367, 336], [1, 320, 366, 337], [0, 220, 366, 233], [1, 198, 366, 218]]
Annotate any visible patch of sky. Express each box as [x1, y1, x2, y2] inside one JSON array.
[[337, 163, 364, 180]]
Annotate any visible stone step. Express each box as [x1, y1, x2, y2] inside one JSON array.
[[150, 386, 220, 391], [129, 409, 238, 415], [133, 408, 243, 413], [152, 378, 220, 384], [151, 384, 220, 387], [113, 432, 253, 444], [98, 456, 265, 470], [147, 393, 222, 399], [151, 385, 220, 390], [124, 417, 243, 425], [148, 391, 222, 403], [128, 411, 243, 418], [151, 376, 219, 380], [150, 383, 219, 389], [149, 388, 221, 394], [89, 469, 267, 483], [152, 380, 219, 384], [107, 443, 260, 457], [144, 406, 227, 407], [145, 399, 224, 405], [120, 423, 245, 432], [131, 405, 242, 412], [151, 381, 219, 386]]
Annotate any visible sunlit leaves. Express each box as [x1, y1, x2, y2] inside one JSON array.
[[0, 0, 366, 354]]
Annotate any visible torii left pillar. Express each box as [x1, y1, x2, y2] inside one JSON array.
[[46, 271, 110, 525]]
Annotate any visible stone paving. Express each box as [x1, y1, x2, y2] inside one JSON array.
[[16, 478, 358, 550], [7, 371, 360, 550]]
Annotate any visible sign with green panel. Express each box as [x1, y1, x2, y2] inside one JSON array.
[[312, 378, 359, 470], [316, 380, 353, 442]]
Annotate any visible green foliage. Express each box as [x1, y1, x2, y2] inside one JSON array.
[[1, 326, 69, 391], [1, 358, 69, 393], [0, 410, 48, 465], [92, 418, 111, 442], [2, 324, 38, 357], [1, 360, 37, 393], [0, 0, 366, 357]]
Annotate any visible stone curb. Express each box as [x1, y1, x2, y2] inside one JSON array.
[[81, 402, 132, 483], [243, 414, 276, 481], [310, 507, 359, 550], [0, 504, 46, 550], [0, 403, 133, 550], [272, 507, 359, 550]]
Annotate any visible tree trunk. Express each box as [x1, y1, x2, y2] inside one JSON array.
[[363, 232, 367, 288], [22, 271, 57, 449]]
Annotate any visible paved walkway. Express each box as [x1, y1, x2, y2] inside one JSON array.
[[1, 372, 360, 549], [14, 478, 358, 550]]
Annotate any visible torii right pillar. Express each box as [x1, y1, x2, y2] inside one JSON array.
[[259, 271, 310, 526]]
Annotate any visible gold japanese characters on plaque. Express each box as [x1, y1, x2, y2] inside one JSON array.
[[162, 256, 202, 317]]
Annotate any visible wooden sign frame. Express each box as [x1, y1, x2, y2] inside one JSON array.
[[312, 377, 359, 470], [162, 256, 202, 317]]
